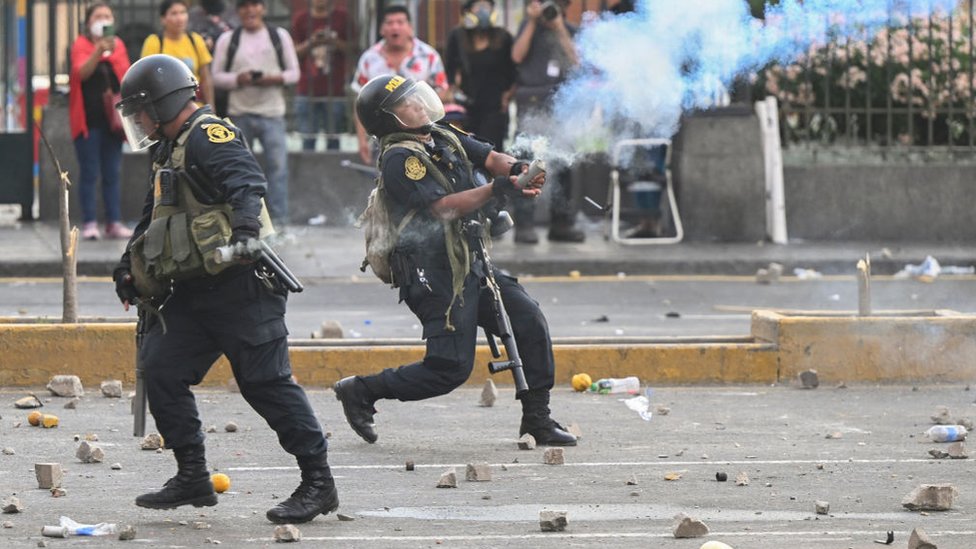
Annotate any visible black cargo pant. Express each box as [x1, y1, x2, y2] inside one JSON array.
[[365, 264, 555, 401], [140, 265, 327, 457]]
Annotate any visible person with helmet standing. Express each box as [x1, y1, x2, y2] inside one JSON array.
[[333, 74, 577, 448], [111, 54, 337, 524]]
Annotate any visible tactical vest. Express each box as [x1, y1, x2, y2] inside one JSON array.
[[130, 114, 273, 297]]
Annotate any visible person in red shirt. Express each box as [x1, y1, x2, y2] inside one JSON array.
[[69, 2, 132, 240], [291, 0, 350, 150]]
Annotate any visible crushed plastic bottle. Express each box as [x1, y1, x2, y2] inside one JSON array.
[[589, 376, 640, 395], [926, 425, 967, 443], [59, 516, 117, 536]]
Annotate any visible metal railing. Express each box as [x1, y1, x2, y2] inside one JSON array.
[[756, 1, 976, 151]]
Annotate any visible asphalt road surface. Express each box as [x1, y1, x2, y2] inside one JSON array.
[[1, 275, 974, 339], [0, 385, 974, 548]]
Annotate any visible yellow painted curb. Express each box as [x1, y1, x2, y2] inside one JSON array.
[[1, 309, 973, 389]]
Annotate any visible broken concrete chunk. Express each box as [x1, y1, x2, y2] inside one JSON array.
[[405, 460, 415, 471], [626, 475, 638, 485], [735, 472, 749, 486], [14, 395, 42, 409], [315, 320, 344, 339], [1, 448, 13, 456], [141, 433, 164, 450], [755, 262, 783, 284], [273, 524, 301, 542], [336, 513, 355, 521], [50, 487, 66, 498], [465, 463, 491, 482], [958, 417, 974, 431], [931, 406, 952, 425], [825, 431, 843, 439], [672, 513, 709, 538], [111, 463, 122, 470], [100, 380, 123, 398], [902, 484, 958, 511], [798, 369, 819, 389], [814, 501, 829, 515], [947, 442, 968, 459], [206, 425, 217, 433], [34, 463, 63, 489], [117, 525, 137, 541], [543, 448, 564, 465], [192, 522, 211, 530], [908, 527, 937, 549], [567, 423, 583, 438], [929, 448, 949, 459], [436, 468, 458, 488], [224, 422, 238, 433], [479, 379, 498, 407], [539, 510, 568, 532], [64, 398, 79, 410], [75, 441, 105, 463], [46, 375, 84, 397], [1, 496, 23, 514], [2, 521, 12, 528], [517, 433, 536, 450]]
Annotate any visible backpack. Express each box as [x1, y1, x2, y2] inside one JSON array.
[[224, 25, 285, 72], [356, 180, 416, 285], [154, 31, 205, 69]]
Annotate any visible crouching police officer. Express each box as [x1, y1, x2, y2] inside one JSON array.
[[111, 54, 337, 523], [334, 74, 577, 447]]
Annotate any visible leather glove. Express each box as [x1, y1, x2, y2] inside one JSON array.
[[113, 266, 139, 305], [230, 224, 260, 245], [509, 161, 530, 177], [492, 175, 528, 199]]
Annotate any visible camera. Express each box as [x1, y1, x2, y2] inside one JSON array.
[[540, 0, 561, 21]]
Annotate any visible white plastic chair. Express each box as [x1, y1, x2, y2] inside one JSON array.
[[607, 138, 684, 245]]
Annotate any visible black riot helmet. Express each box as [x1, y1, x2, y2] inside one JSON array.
[[355, 74, 445, 138], [115, 54, 199, 150]]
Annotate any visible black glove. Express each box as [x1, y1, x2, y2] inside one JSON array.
[[113, 265, 139, 305], [509, 161, 530, 177], [492, 175, 527, 199], [230, 223, 260, 245]]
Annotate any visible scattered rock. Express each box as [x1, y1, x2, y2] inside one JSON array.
[[672, 513, 709, 538], [314, 320, 344, 339], [141, 433, 164, 450], [46, 375, 84, 397], [902, 484, 958, 511], [273, 524, 301, 542], [626, 475, 638, 485], [566, 423, 583, 438], [224, 422, 238, 433], [14, 395, 42, 409], [192, 522, 211, 530], [947, 442, 968, 459], [84, 433, 98, 442], [825, 431, 843, 439], [1, 448, 14, 456], [465, 463, 491, 482], [655, 405, 671, 416], [928, 448, 949, 459], [539, 510, 568, 532], [34, 463, 63, 489], [405, 460, 415, 471], [111, 463, 123, 470], [479, 379, 498, 407], [38, 540, 48, 547], [798, 369, 819, 389], [50, 487, 67, 498], [931, 406, 952, 425], [1, 496, 23, 513], [543, 448, 564, 465], [517, 433, 536, 450], [64, 398, 79, 410], [908, 527, 937, 549], [336, 513, 355, 521], [100, 380, 123, 398], [755, 262, 783, 284], [2, 521, 12, 528], [206, 425, 217, 433], [814, 501, 829, 515], [436, 468, 458, 488], [836, 381, 848, 389], [75, 441, 105, 463], [118, 524, 137, 540], [735, 472, 749, 486], [958, 417, 974, 431], [664, 472, 682, 481], [715, 472, 728, 482]]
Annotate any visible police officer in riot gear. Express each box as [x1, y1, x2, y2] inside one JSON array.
[[112, 54, 337, 523], [334, 74, 577, 447]]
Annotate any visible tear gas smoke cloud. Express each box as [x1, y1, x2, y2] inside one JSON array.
[[518, 0, 957, 167]]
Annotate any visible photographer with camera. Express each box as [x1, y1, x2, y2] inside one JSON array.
[[212, 0, 300, 227], [510, 0, 583, 244]]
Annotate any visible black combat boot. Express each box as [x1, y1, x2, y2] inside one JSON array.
[[135, 444, 217, 509], [519, 389, 578, 446], [266, 453, 339, 524], [333, 376, 379, 443]]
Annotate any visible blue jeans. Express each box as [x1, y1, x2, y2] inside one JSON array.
[[294, 96, 347, 151], [73, 127, 124, 224], [232, 114, 290, 226]]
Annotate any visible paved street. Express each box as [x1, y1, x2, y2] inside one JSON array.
[[1, 386, 974, 548]]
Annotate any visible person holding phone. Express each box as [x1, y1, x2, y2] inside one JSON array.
[[69, 1, 132, 240], [141, 0, 215, 108]]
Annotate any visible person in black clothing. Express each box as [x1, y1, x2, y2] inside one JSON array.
[[334, 74, 577, 448], [111, 54, 337, 524], [444, 0, 516, 151]]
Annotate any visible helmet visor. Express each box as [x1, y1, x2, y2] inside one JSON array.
[[115, 92, 160, 151], [383, 81, 445, 131]]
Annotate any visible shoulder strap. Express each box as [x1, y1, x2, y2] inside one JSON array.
[[266, 25, 285, 71], [189, 31, 203, 68], [171, 113, 222, 167], [225, 26, 285, 72], [224, 27, 243, 72], [156, 32, 165, 54]]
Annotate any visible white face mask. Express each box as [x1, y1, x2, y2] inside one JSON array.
[[90, 20, 107, 38]]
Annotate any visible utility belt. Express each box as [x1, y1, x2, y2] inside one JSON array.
[[175, 263, 253, 292]]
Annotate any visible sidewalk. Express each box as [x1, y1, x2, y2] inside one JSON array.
[[1, 220, 974, 278]]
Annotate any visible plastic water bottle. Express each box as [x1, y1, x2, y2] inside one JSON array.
[[590, 377, 640, 395], [926, 425, 967, 442]]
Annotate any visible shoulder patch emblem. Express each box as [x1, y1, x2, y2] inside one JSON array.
[[404, 156, 426, 181], [448, 123, 471, 136], [202, 123, 235, 144]]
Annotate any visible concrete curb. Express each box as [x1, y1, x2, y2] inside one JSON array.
[[2, 310, 973, 389]]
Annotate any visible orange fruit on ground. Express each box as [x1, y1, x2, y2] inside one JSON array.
[[41, 414, 59, 428], [27, 411, 43, 426], [211, 473, 230, 493], [571, 373, 592, 392]]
